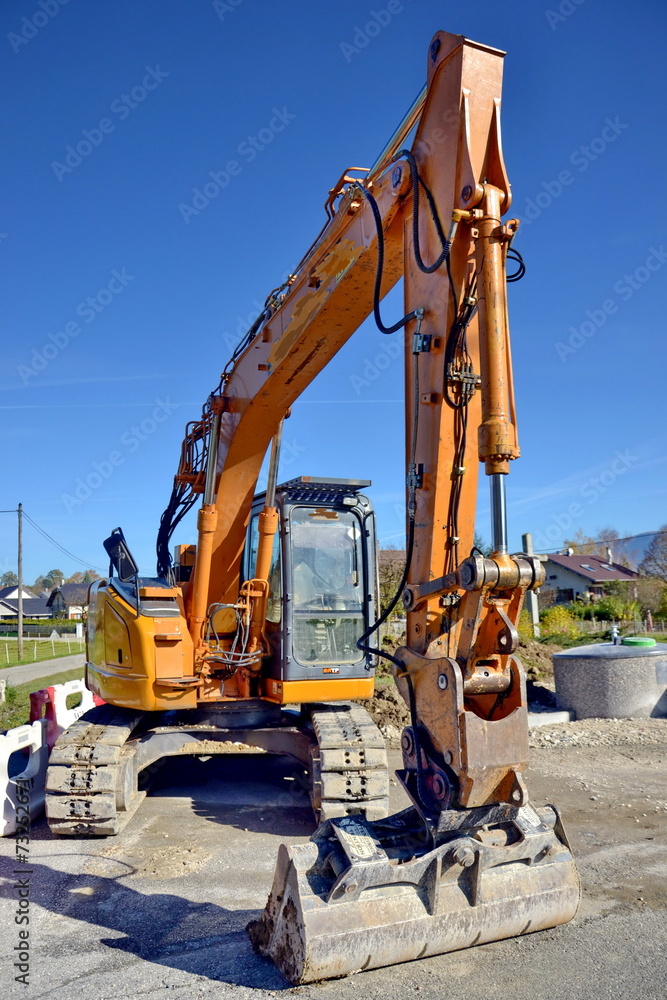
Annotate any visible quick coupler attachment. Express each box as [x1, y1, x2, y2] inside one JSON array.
[[248, 803, 580, 984]]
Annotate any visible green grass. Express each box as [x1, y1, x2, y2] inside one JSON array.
[[0, 638, 85, 669], [1, 667, 85, 731]]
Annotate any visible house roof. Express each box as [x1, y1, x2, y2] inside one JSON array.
[[0, 585, 36, 600], [545, 553, 638, 584], [0, 597, 52, 617], [46, 583, 90, 607]]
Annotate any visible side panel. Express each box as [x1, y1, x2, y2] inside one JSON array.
[[86, 581, 197, 711], [262, 677, 375, 704]]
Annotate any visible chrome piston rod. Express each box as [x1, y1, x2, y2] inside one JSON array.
[[490, 473, 508, 554], [265, 419, 284, 508]]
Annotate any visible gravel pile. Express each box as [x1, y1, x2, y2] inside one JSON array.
[[529, 717, 667, 749]]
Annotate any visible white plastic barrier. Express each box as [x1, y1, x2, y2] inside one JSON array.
[[30, 679, 103, 750], [0, 719, 48, 836]]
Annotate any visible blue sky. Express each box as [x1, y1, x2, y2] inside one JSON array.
[[1, 0, 665, 582]]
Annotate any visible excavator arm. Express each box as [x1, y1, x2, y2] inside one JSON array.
[[179, 30, 538, 801], [164, 30, 579, 980]]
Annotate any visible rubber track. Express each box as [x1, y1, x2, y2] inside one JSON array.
[[45, 704, 146, 836], [309, 703, 389, 821], [45, 702, 389, 834]]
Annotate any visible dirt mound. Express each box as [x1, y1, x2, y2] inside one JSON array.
[[380, 636, 562, 683], [518, 639, 561, 680], [364, 640, 562, 742], [362, 678, 410, 731]]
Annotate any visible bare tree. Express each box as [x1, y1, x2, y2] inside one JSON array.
[[639, 526, 667, 582], [378, 549, 406, 615]]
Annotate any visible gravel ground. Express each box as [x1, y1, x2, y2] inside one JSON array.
[[529, 717, 667, 749], [1, 718, 665, 1000]]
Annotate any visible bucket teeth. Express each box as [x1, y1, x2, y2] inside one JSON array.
[[248, 807, 580, 984]]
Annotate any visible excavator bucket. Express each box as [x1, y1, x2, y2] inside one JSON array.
[[248, 805, 579, 984]]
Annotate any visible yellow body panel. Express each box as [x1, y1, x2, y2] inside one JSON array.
[[86, 581, 198, 711], [263, 677, 375, 704]]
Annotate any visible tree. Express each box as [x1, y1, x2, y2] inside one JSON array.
[[66, 570, 101, 585], [592, 594, 640, 621], [34, 569, 65, 593], [378, 548, 406, 616], [563, 527, 626, 562], [473, 532, 492, 557], [606, 577, 667, 615], [563, 528, 598, 555], [638, 526, 667, 582], [0, 571, 18, 586]]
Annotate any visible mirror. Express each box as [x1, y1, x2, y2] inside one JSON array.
[[103, 528, 139, 582]]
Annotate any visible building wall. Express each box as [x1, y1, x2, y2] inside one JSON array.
[[543, 564, 603, 601], [50, 594, 65, 615], [48, 594, 87, 619]]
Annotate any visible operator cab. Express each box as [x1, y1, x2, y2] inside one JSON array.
[[245, 477, 377, 683]]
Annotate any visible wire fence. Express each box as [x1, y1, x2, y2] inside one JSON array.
[[0, 638, 85, 666], [576, 619, 666, 635]]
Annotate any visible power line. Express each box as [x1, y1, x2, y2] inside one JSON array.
[[22, 511, 106, 573], [542, 529, 667, 556]]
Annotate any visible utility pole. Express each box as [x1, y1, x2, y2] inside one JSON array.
[[17, 503, 24, 660], [522, 531, 540, 639]]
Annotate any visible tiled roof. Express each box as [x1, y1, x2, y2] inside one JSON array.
[[0, 585, 36, 599], [0, 597, 52, 617], [46, 583, 90, 607], [545, 553, 638, 583]]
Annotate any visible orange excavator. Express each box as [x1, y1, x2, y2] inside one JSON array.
[[46, 29, 579, 982]]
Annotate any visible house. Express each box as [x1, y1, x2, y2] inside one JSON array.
[[543, 553, 638, 603], [46, 583, 90, 620], [0, 597, 52, 619], [0, 584, 36, 602]]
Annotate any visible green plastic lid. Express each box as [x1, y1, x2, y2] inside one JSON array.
[[621, 636, 656, 647]]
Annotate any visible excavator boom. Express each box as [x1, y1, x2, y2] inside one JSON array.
[[245, 30, 579, 981]]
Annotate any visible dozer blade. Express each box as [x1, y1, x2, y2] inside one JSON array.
[[248, 805, 580, 984]]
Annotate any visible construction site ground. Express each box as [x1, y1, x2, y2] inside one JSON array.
[[1, 715, 666, 1000]]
